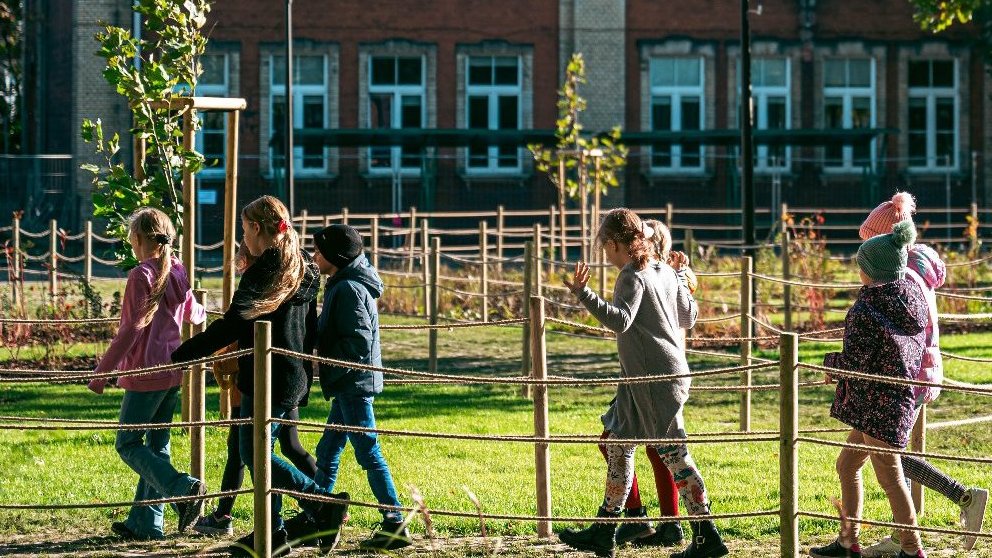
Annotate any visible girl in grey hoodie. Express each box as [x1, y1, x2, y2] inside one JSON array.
[[558, 208, 728, 558]]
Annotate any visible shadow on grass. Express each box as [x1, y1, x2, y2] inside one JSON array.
[[0, 534, 227, 556]]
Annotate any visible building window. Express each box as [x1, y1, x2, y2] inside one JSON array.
[[650, 57, 704, 172], [270, 54, 328, 174], [749, 58, 790, 172], [197, 53, 228, 175], [823, 58, 875, 170], [368, 56, 425, 174], [464, 56, 521, 174], [908, 59, 958, 170]]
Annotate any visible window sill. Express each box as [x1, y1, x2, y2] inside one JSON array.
[[262, 171, 337, 181]]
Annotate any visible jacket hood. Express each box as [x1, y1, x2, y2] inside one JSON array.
[[860, 278, 928, 335], [907, 244, 946, 290], [327, 254, 383, 299]]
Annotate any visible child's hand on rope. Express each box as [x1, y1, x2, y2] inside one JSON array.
[[564, 261, 590, 295], [87, 378, 108, 394]]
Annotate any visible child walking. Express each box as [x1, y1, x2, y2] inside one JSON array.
[[857, 193, 987, 556], [193, 248, 319, 538], [810, 220, 928, 558], [591, 218, 686, 549], [172, 196, 346, 557], [559, 208, 728, 558], [87, 207, 208, 540], [307, 224, 412, 551]]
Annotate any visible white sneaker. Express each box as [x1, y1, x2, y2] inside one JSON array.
[[861, 536, 901, 558], [960, 487, 988, 551]]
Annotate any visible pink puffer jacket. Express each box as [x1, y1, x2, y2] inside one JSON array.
[[906, 244, 945, 405]]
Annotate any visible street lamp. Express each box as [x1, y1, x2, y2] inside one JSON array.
[[740, 0, 759, 257], [286, 0, 295, 215]]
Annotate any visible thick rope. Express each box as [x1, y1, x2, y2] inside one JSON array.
[[92, 256, 121, 266], [0, 489, 251, 511], [269, 347, 777, 386], [0, 349, 253, 384], [436, 284, 487, 298], [800, 362, 992, 396], [797, 511, 992, 539], [936, 291, 992, 302], [380, 319, 526, 330], [0, 316, 119, 324], [274, 418, 780, 445], [750, 273, 861, 290], [56, 254, 85, 263], [0, 418, 251, 431], [195, 240, 225, 250], [945, 253, 992, 268], [274, 489, 779, 524], [91, 233, 122, 243], [940, 350, 992, 363], [798, 436, 992, 464]]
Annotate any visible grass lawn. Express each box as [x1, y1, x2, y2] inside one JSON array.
[[2, 315, 991, 556]]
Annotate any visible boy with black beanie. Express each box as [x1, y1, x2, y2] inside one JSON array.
[[310, 224, 412, 551]]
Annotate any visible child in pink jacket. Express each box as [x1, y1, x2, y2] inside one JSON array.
[[88, 208, 207, 541]]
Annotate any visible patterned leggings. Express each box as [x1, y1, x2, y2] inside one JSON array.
[[901, 455, 967, 504], [603, 435, 710, 516]]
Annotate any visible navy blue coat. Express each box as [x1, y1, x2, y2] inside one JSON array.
[[317, 254, 384, 398]]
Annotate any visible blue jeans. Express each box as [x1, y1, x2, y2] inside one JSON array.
[[239, 394, 327, 528], [115, 387, 197, 539], [315, 395, 403, 522]]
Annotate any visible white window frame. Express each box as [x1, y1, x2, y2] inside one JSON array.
[[649, 57, 705, 174], [750, 58, 791, 173], [367, 55, 427, 176], [907, 59, 959, 172], [464, 56, 523, 175], [268, 54, 329, 176], [196, 53, 229, 178], [823, 58, 877, 172]]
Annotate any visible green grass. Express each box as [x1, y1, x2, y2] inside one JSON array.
[[2, 316, 991, 555]]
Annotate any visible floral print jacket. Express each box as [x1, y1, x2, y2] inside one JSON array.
[[825, 277, 928, 448]]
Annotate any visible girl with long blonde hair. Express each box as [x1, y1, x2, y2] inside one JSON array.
[[173, 196, 347, 555], [88, 207, 208, 540]]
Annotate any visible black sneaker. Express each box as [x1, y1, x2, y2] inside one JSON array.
[[229, 527, 291, 558], [110, 521, 155, 541], [360, 520, 413, 551], [315, 491, 351, 551], [810, 539, 863, 558], [283, 510, 320, 547], [634, 520, 684, 547], [176, 479, 206, 533]]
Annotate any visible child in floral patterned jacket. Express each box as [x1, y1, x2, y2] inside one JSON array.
[[810, 220, 929, 558]]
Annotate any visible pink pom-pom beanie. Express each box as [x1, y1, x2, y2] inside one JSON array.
[[860, 192, 916, 240]]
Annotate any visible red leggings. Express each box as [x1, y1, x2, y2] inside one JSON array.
[[599, 430, 680, 515]]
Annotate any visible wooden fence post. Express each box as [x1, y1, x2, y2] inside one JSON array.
[[48, 219, 57, 300], [342, 207, 349, 226], [548, 205, 556, 276], [970, 202, 979, 254], [739, 256, 753, 432], [221, 113, 239, 421], [911, 406, 927, 514], [521, 241, 533, 399], [533, 224, 543, 297], [480, 221, 489, 322], [84, 221, 93, 287], [190, 289, 207, 484], [782, 231, 792, 332], [496, 204, 505, 275], [666, 202, 674, 229], [253, 320, 273, 558], [684, 228, 695, 267], [429, 237, 440, 374], [11, 213, 21, 308], [779, 332, 799, 558], [407, 206, 418, 274], [370, 216, 380, 269], [421, 220, 429, 318], [530, 296, 552, 538]]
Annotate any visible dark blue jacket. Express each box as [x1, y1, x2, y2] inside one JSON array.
[[317, 254, 384, 398]]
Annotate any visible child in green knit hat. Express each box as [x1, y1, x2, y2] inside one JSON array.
[[811, 219, 931, 558]]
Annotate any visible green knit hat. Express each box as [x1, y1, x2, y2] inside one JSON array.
[[856, 220, 917, 283]]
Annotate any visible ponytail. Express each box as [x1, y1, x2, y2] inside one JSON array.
[[128, 208, 177, 328], [239, 196, 306, 320], [596, 208, 653, 270]]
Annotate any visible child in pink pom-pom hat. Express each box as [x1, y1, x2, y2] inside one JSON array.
[[855, 193, 988, 556]]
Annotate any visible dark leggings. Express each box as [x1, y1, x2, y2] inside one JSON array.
[[901, 455, 967, 504], [215, 406, 317, 517]]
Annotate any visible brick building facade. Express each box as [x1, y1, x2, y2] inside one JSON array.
[[22, 0, 991, 236]]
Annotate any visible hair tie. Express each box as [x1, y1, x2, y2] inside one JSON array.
[[641, 222, 654, 239], [153, 233, 171, 245], [277, 219, 289, 234]]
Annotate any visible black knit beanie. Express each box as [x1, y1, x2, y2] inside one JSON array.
[[314, 224, 363, 268]]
